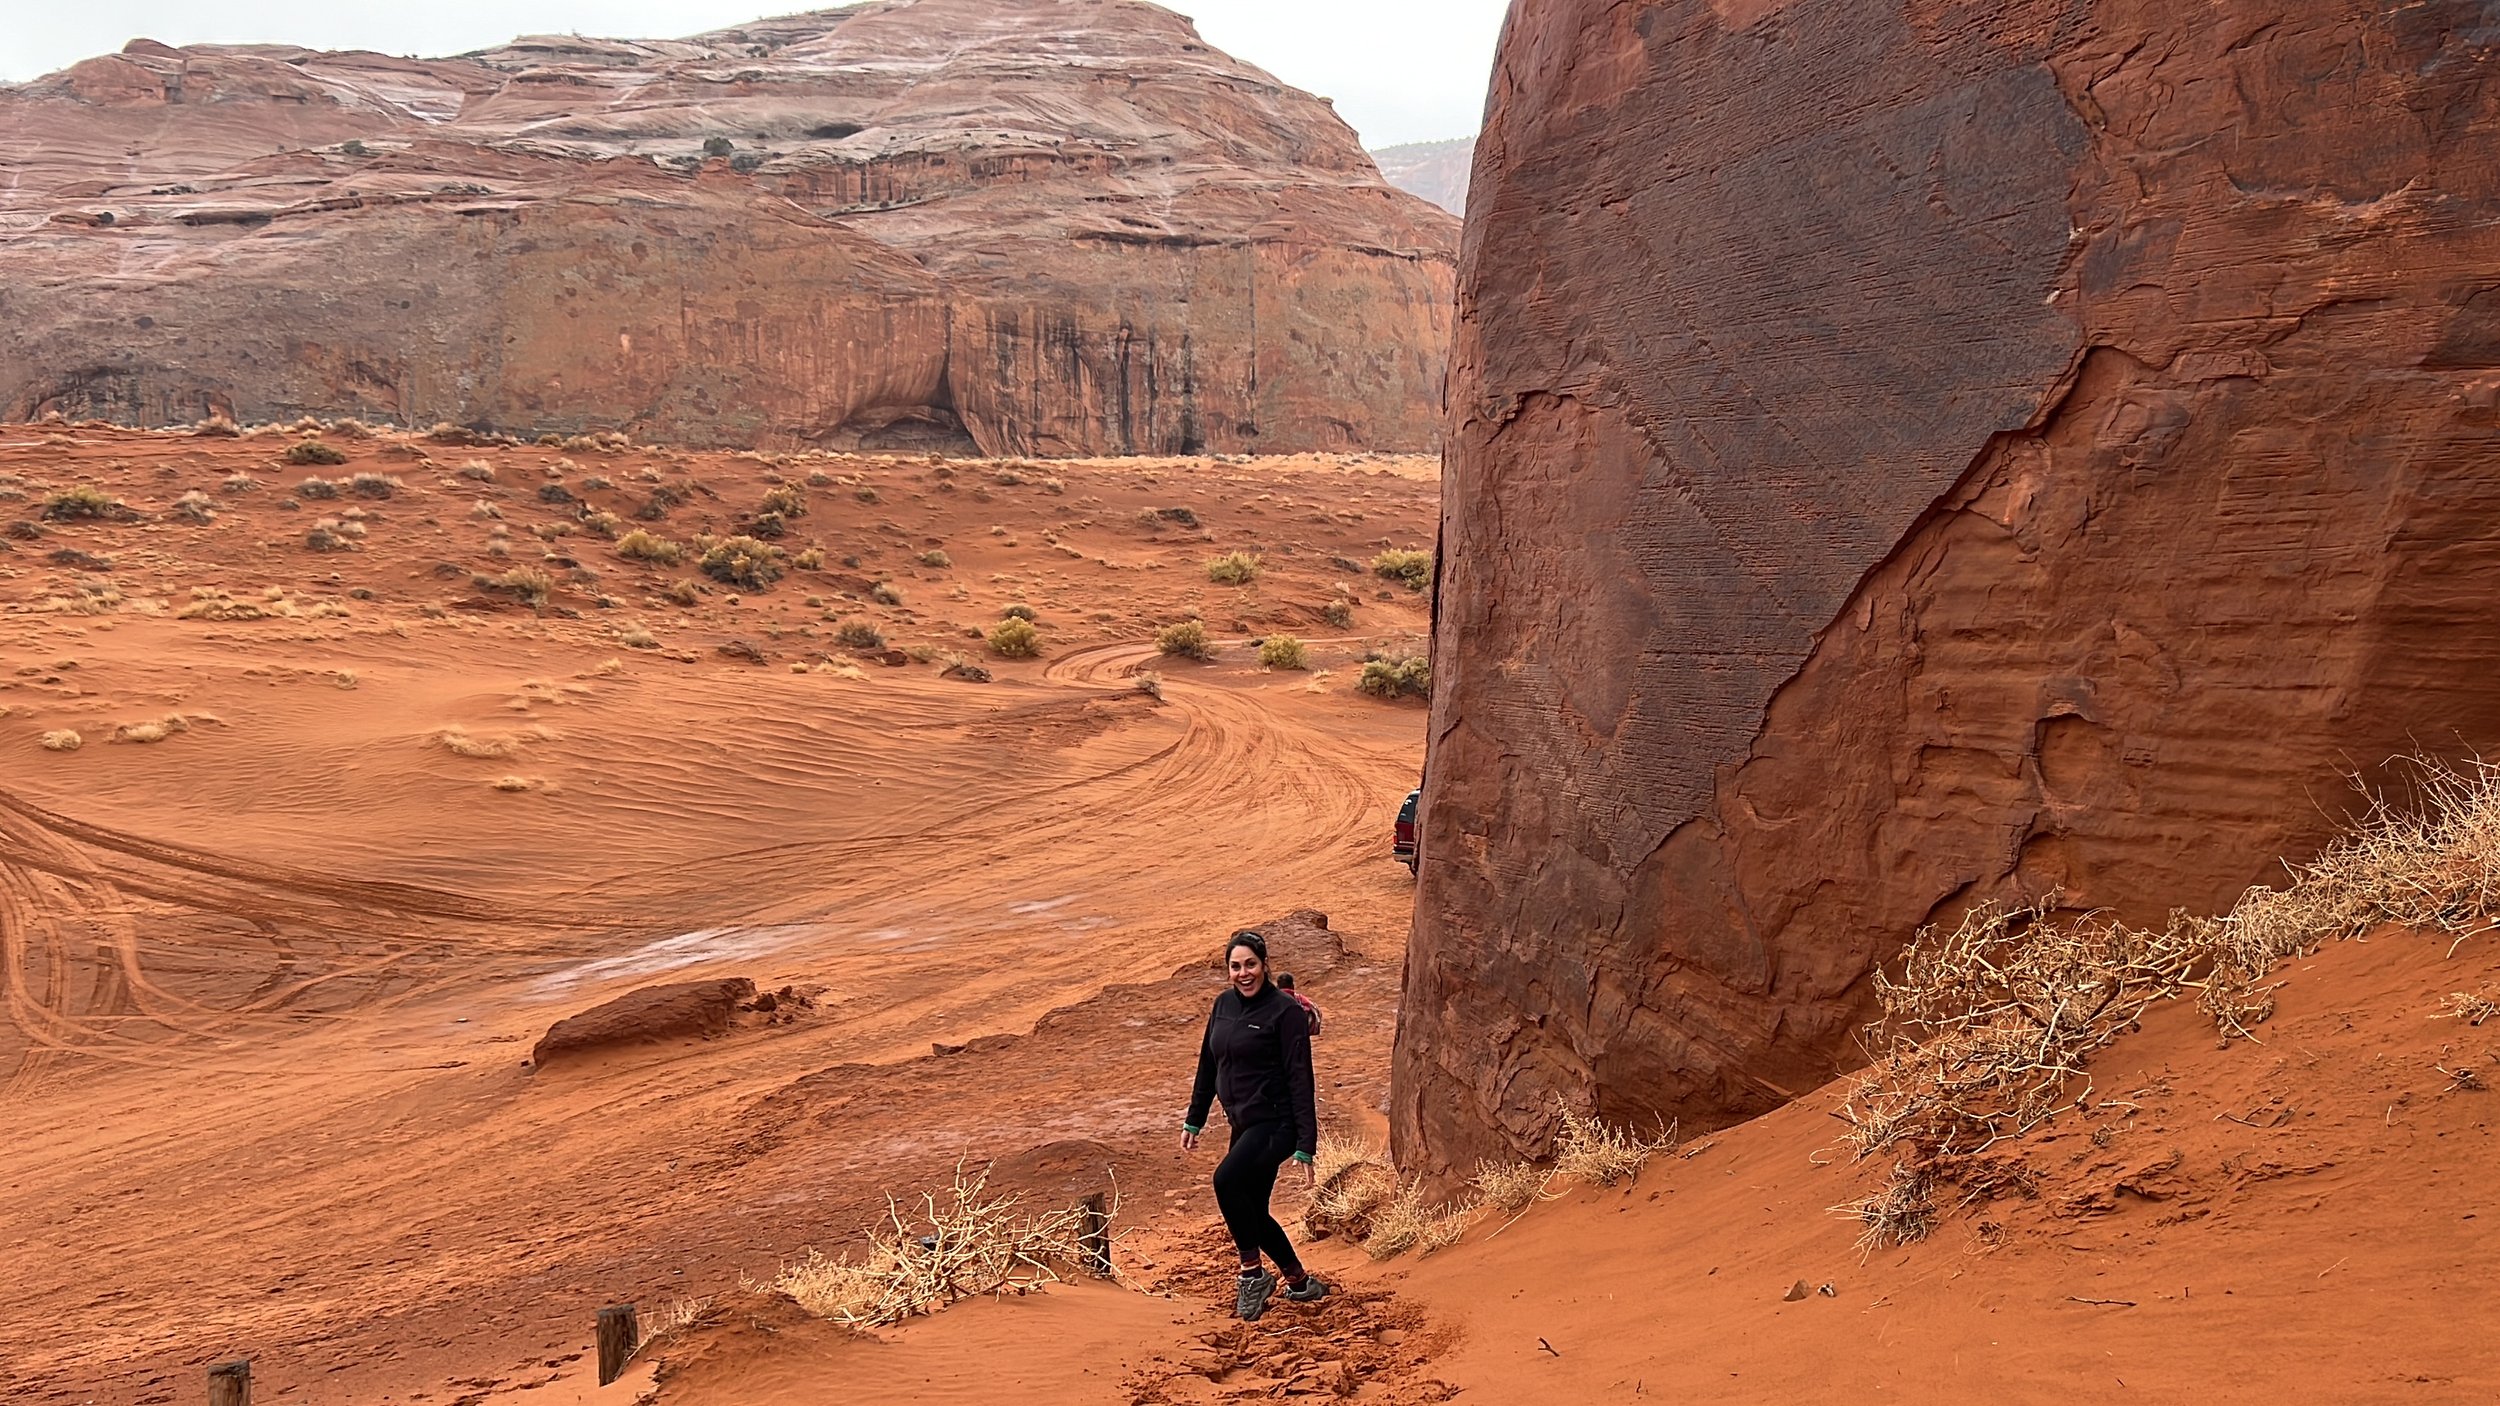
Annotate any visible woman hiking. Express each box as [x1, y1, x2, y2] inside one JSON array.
[[1182, 929, 1328, 1321]]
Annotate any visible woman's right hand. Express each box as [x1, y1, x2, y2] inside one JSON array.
[[1180, 1128, 1200, 1152]]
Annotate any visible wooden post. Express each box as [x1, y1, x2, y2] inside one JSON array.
[[595, 1303, 639, 1387], [207, 1359, 251, 1406], [1078, 1192, 1112, 1277]]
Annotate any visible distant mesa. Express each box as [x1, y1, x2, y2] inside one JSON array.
[[0, 0, 1458, 456], [1369, 138, 1474, 216]]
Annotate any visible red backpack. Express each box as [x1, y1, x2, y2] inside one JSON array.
[[1287, 989, 1323, 1038]]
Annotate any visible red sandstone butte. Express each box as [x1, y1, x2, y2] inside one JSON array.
[[1393, 0, 2500, 1181], [0, 0, 1456, 455]]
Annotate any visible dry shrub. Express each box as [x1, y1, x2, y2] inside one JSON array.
[[111, 715, 193, 744], [1001, 602, 1037, 622], [793, 546, 825, 570], [1257, 635, 1309, 670], [456, 459, 497, 482], [1156, 619, 1215, 660], [870, 581, 904, 606], [1551, 1102, 1674, 1186], [919, 548, 952, 568], [173, 490, 216, 523], [1836, 755, 2500, 1239], [1356, 651, 1431, 700], [2434, 989, 2500, 1027], [662, 579, 702, 607], [221, 471, 260, 494], [1371, 547, 1433, 591], [767, 1161, 1107, 1327], [39, 730, 82, 752], [191, 416, 241, 438], [1362, 1181, 1477, 1260], [987, 617, 1042, 658], [348, 472, 404, 499], [179, 587, 289, 621], [305, 522, 355, 552], [834, 620, 885, 651], [478, 567, 556, 607], [1302, 1139, 1399, 1241], [1836, 1163, 1938, 1256], [617, 623, 660, 649], [41, 486, 118, 521], [701, 535, 785, 590], [1206, 551, 1261, 585], [297, 476, 341, 500], [1131, 670, 1163, 700], [283, 439, 348, 466], [616, 529, 684, 565], [1322, 599, 1355, 629]]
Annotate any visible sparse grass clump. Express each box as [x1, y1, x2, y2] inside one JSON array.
[[871, 581, 905, 606], [297, 477, 342, 500], [700, 535, 785, 591], [305, 521, 355, 552], [348, 472, 404, 499], [41, 485, 118, 521], [987, 617, 1042, 659], [284, 439, 349, 466], [477, 567, 556, 607], [173, 490, 216, 524], [456, 459, 497, 482], [192, 416, 242, 438], [1131, 670, 1163, 700], [1156, 620, 1215, 661], [1257, 635, 1309, 670], [221, 472, 260, 494], [1322, 599, 1355, 629], [1470, 1159, 1554, 1213], [919, 548, 952, 569], [1001, 603, 1037, 622], [1551, 1101, 1674, 1185], [616, 529, 684, 565], [1357, 652, 1431, 699], [1371, 547, 1433, 592], [1206, 551, 1261, 585], [793, 547, 825, 570], [759, 485, 807, 519], [835, 620, 886, 651]]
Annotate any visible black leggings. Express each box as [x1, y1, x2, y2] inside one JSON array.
[[1212, 1120, 1304, 1276]]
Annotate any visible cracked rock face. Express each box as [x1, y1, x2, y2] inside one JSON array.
[[0, 0, 1455, 454], [1393, 0, 2500, 1180]]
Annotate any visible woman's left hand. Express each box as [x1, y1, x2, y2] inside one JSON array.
[[1298, 1158, 1316, 1188]]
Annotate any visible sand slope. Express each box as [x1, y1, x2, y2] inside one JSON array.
[[0, 426, 1434, 1403]]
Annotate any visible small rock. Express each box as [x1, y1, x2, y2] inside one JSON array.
[[1782, 1280, 1810, 1302]]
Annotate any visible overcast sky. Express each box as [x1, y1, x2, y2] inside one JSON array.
[[0, 1, 1509, 148]]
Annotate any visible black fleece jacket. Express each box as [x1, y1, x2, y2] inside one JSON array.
[[1185, 984, 1319, 1157]]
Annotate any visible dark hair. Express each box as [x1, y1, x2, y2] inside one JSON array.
[[1226, 930, 1268, 963], [1276, 973, 1296, 990]]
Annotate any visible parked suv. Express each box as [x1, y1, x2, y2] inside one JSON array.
[[1393, 788, 1420, 872]]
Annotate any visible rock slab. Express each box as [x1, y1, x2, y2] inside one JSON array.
[[0, 0, 1455, 455], [532, 977, 757, 1066], [1393, 0, 2500, 1181]]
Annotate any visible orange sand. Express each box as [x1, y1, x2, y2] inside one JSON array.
[[5, 425, 2495, 1405]]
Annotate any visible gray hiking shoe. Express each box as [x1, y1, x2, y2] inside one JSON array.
[[1280, 1273, 1329, 1305], [1234, 1269, 1276, 1321]]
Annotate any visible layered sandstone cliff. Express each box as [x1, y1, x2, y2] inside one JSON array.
[[1393, 0, 2500, 1179], [0, 0, 1456, 454]]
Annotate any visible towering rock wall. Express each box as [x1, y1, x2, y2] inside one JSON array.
[[0, 0, 1456, 454], [1393, 0, 2500, 1180]]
